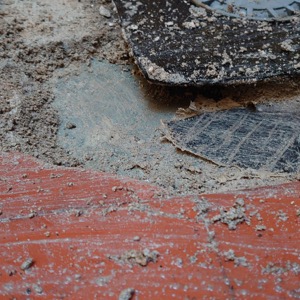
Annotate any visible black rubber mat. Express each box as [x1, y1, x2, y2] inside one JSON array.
[[113, 0, 300, 85], [163, 108, 300, 172]]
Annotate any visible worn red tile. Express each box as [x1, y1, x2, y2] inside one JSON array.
[[206, 186, 300, 299], [0, 153, 230, 299], [1, 152, 299, 299]]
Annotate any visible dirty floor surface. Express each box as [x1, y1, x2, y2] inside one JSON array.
[[1, 0, 300, 196], [1, 1, 300, 299], [0, 152, 299, 299]]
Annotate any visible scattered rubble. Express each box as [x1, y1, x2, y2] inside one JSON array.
[[108, 249, 159, 267], [255, 225, 266, 231], [223, 249, 249, 267], [99, 5, 111, 18], [262, 261, 300, 276], [20, 258, 34, 271], [119, 288, 135, 300], [0, 0, 127, 168], [211, 198, 248, 230], [32, 284, 43, 294]]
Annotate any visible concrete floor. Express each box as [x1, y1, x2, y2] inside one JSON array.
[[50, 60, 299, 196]]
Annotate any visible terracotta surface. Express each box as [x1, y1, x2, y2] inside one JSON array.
[[0, 152, 299, 299]]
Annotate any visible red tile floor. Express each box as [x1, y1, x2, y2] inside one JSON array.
[[0, 152, 299, 299]]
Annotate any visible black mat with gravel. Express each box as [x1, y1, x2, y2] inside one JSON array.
[[164, 108, 300, 172], [113, 0, 300, 85]]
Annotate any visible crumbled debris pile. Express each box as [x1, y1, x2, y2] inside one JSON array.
[[223, 249, 249, 267], [108, 249, 159, 267], [211, 198, 248, 230]]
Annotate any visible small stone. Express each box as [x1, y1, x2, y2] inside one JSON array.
[[235, 198, 245, 207], [74, 274, 82, 280], [112, 186, 123, 192], [217, 175, 227, 184], [65, 122, 76, 129], [99, 6, 111, 18], [8, 269, 16, 276], [133, 236, 140, 241], [28, 212, 35, 219], [20, 258, 34, 270], [33, 284, 43, 294], [119, 288, 135, 300], [255, 225, 266, 231], [75, 210, 83, 217]]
